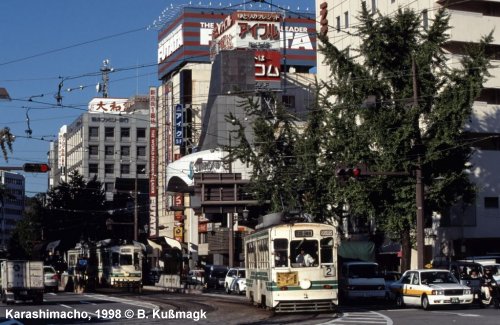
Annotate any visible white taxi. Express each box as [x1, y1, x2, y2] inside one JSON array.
[[390, 269, 473, 310]]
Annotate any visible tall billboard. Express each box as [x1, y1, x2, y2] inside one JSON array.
[[157, 7, 316, 80], [149, 87, 158, 237]]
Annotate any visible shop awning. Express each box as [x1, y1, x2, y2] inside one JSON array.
[[46, 240, 61, 252]]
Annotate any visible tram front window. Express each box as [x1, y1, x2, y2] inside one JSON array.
[[291, 239, 318, 267], [120, 254, 133, 265]]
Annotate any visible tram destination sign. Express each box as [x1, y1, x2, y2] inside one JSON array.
[[294, 230, 313, 237]]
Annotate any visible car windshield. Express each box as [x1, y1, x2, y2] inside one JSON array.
[[239, 270, 246, 278], [44, 267, 55, 273], [421, 271, 458, 284], [349, 264, 379, 278]]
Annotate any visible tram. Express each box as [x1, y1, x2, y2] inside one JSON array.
[[66, 240, 144, 287], [244, 216, 339, 312]]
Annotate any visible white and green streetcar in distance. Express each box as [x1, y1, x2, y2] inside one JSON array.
[[244, 214, 338, 312]]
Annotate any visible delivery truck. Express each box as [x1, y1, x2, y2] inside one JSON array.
[[1, 260, 44, 303]]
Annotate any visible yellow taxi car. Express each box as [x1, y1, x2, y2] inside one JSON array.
[[390, 269, 473, 310]]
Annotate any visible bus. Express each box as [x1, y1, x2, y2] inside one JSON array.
[[244, 220, 338, 312]]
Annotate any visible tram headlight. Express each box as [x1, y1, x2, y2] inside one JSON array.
[[300, 279, 312, 290]]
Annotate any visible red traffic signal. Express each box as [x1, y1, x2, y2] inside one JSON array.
[[336, 167, 361, 178], [23, 163, 50, 173]]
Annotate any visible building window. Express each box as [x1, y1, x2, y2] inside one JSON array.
[[371, 0, 377, 14], [345, 11, 349, 28], [120, 164, 130, 175], [88, 145, 99, 156], [137, 128, 146, 140], [104, 183, 115, 192], [105, 127, 114, 140], [137, 146, 146, 157], [89, 163, 98, 174], [485, 197, 499, 209], [121, 127, 130, 140], [89, 127, 99, 138], [422, 9, 428, 30], [105, 182, 114, 193], [105, 145, 114, 157], [121, 146, 130, 157], [336, 16, 341, 32], [137, 164, 146, 174], [282, 95, 296, 109], [105, 164, 114, 175]]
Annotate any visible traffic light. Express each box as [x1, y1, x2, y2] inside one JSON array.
[[22, 163, 50, 173], [336, 167, 361, 178]]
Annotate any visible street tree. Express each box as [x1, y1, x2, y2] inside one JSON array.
[[314, 5, 491, 270], [224, 95, 302, 213], [8, 194, 45, 259], [0, 127, 15, 161], [44, 170, 108, 246]]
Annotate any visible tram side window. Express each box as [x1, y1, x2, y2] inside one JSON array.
[[134, 252, 140, 267], [257, 239, 269, 269], [112, 252, 120, 266], [273, 238, 288, 267], [247, 242, 256, 269], [320, 237, 334, 263]]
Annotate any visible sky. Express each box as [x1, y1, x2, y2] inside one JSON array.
[[0, 0, 315, 196]]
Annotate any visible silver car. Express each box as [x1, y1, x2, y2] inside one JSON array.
[[44, 266, 59, 292]]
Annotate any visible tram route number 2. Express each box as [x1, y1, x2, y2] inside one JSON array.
[[323, 265, 335, 277]]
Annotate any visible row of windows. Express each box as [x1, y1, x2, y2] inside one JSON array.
[[88, 127, 146, 140], [88, 163, 146, 176], [335, 3, 428, 32], [88, 145, 146, 157], [247, 237, 335, 269], [2, 178, 23, 185]]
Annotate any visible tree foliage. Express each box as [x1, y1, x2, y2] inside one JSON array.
[[226, 6, 491, 270], [44, 170, 109, 245], [224, 95, 302, 212], [0, 127, 15, 161], [312, 5, 491, 268], [8, 194, 45, 259]]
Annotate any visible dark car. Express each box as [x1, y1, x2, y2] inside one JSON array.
[[203, 265, 229, 289], [432, 260, 483, 299], [147, 268, 162, 285]]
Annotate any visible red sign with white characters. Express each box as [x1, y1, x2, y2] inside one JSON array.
[[254, 50, 281, 81]]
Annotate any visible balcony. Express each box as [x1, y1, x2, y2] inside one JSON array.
[[448, 10, 500, 46]]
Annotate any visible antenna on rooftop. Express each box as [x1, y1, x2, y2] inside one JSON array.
[[98, 59, 113, 98]]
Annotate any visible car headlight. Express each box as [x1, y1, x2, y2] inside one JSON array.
[[464, 289, 471, 295], [431, 290, 444, 295]]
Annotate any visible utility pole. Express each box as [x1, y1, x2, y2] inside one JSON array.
[[413, 55, 425, 269], [134, 174, 138, 241], [228, 213, 234, 268]]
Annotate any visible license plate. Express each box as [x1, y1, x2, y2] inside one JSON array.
[[450, 297, 459, 303]]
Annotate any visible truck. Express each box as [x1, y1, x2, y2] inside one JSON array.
[[1, 260, 44, 303], [338, 241, 387, 302]]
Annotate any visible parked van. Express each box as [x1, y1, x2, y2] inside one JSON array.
[[203, 265, 229, 289], [339, 261, 386, 301]]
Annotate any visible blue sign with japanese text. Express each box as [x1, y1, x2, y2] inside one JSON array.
[[175, 104, 183, 145]]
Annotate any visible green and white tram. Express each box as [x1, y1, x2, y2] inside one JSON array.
[[244, 221, 338, 312]]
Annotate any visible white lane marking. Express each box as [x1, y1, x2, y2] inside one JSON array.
[[430, 311, 481, 317], [319, 310, 393, 325], [79, 300, 97, 305], [83, 293, 159, 310], [59, 304, 72, 309]]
